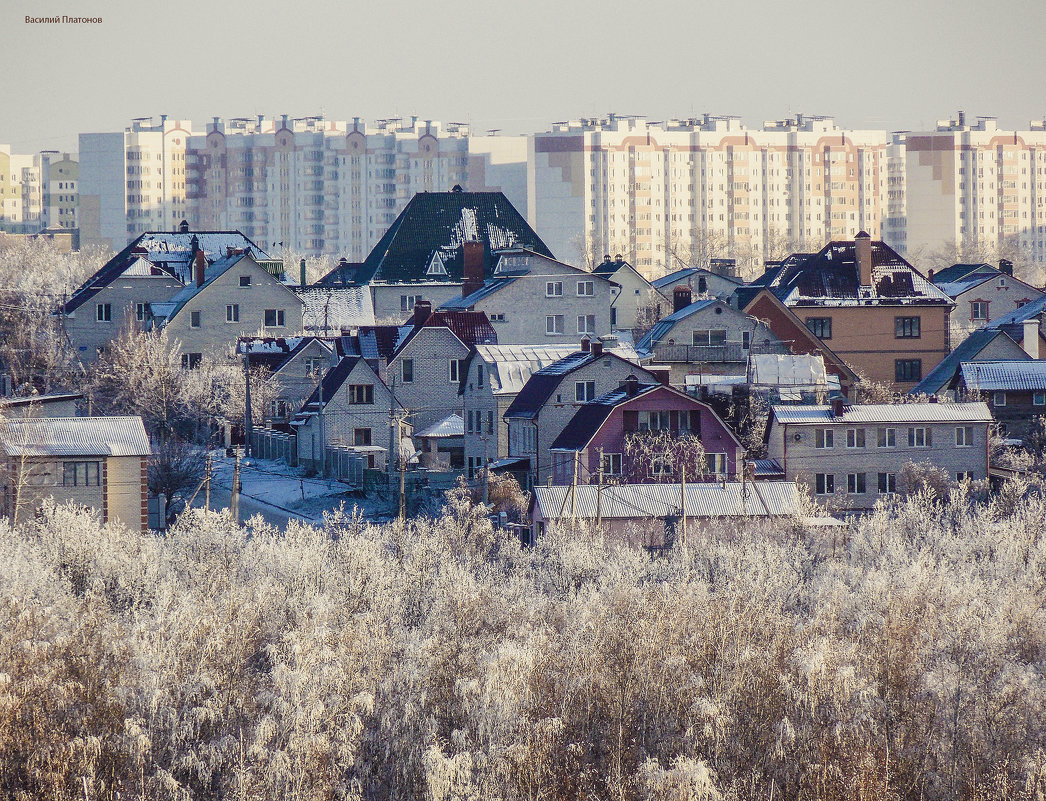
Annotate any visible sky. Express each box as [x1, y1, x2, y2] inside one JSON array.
[[4, 0, 1046, 153]]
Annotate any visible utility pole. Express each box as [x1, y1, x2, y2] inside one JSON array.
[[680, 463, 687, 548], [596, 447, 604, 528], [481, 435, 489, 505], [387, 375, 398, 489], [231, 450, 241, 524], [397, 419, 407, 520], [204, 453, 212, 510], [243, 351, 253, 457], [570, 449, 579, 533], [317, 366, 326, 477]]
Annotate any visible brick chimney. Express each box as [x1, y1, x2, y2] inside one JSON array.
[[462, 241, 485, 297], [413, 300, 432, 328], [832, 396, 846, 417], [580, 335, 591, 352], [855, 231, 873, 287], [591, 340, 604, 357], [999, 259, 1014, 277], [673, 285, 692, 314], [194, 249, 207, 288], [1023, 316, 1040, 358], [623, 374, 639, 397]]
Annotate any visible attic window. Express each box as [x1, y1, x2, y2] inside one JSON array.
[[426, 252, 447, 277]]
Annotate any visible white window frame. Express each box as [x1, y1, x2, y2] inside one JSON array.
[[264, 308, 286, 327], [401, 358, 414, 384], [878, 472, 897, 494], [449, 359, 462, 383], [846, 428, 865, 448], [908, 427, 930, 447], [815, 428, 834, 449], [815, 473, 835, 495], [993, 391, 1007, 407], [545, 281, 563, 297], [577, 280, 594, 297], [226, 304, 239, 323], [96, 303, 112, 322], [877, 427, 896, 448], [575, 380, 595, 402], [955, 426, 973, 447], [846, 472, 866, 493], [601, 452, 622, 476], [577, 314, 596, 335], [546, 315, 564, 335]]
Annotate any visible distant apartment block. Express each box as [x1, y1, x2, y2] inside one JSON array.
[[79, 116, 196, 251], [183, 116, 528, 258], [528, 114, 889, 278], [904, 112, 1046, 263], [0, 147, 78, 236]]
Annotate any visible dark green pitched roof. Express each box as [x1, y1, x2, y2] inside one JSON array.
[[320, 190, 553, 286]]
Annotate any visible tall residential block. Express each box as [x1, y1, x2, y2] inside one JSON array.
[[528, 114, 889, 278], [904, 113, 1046, 264], [79, 116, 196, 251], [184, 116, 528, 258]]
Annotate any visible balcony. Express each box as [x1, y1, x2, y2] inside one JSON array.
[[653, 343, 752, 363]]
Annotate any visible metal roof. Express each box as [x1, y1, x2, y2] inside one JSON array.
[[296, 286, 375, 332], [911, 329, 1026, 395], [771, 402, 992, 425], [635, 299, 719, 353], [960, 361, 1046, 392], [0, 416, 151, 457], [534, 480, 802, 520], [415, 414, 464, 438]]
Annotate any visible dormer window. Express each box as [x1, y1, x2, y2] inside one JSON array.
[[426, 252, 447, 277]]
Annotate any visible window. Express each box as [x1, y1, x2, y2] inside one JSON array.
[[477, 365, 484, 389], [1035, 392, 1046, 406], [742, 331, 751, 350], [878, 472, 897, 493], [577, 314, 596, 334], [639, 410, 672, 431], [575, 381, 595, 402], [895, 316, 921, 338], [971, 300, 989, 321], [815, 428, 834, 448], [239, 275, 251, 287], [577, 280, 594, 296], [546, 315, 564, 335], [449, 359, 463, 383], [487, 410, 494, 434], [693, 329, 727, 346], [348, 384, 374, 404], [135, 302, 147, 322], [467, 411, 474, 433], [181, 353, 202, 369], [226, 304, 239, 323], [303, 356, 325, 376], [271, 399, 288, 418], [955, 426, 974, 447], [895, 359, 922, 382], [815, 473, 835, 495], [846, 428, 865, 448], [806, 317, 831, 339], [545, 281, 563, 297], [353, 428, 372, 447], [956, 471, 974, 482], [401, 359, 414, 383], [706, 453, 727, 475], [908, 427, 931, 447], [601, 453, 622, 476], [400, 295, 422, 312], [878, 427, 896, 447], [847, 473, 866, 493], [190, 310, 201, 328], [264, 309, 286, 327], [62, 461, 100, 487], [993, 391, 1007, 407], [96, 303, 112, 322], [651, 455, 674, 476]]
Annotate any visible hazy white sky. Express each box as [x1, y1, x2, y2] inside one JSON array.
[[5, 0, 1046, 153]]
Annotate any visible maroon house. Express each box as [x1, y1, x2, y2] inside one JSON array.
[[549, 377, 743, 485]]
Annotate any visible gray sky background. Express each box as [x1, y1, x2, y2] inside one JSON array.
[[4, 0, 1046, 153]]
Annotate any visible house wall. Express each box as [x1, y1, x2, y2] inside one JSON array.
[[388, 328, 469, 433], [106, 455, 148, 532], [371, 283, 462, 323], [789, 303, 951, 390], [767, 418, 990, 509], [268, 340, 334, 425], [976, 389, 1046, 442], [603, 265, 666, 331], [461, 358, 503, 475], [64, 275, 184, 361], [951, 278, 1046, 342], [164, 260, 304, 359]]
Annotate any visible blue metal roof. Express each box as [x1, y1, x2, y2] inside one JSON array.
[[911, 328, 1024, 395], [635, 298, 718, 353]]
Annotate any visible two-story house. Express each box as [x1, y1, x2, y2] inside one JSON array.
[[591, 254, 668, 331], [440, 249, 620, 345], [548, 379, 744, 486], [748, 233, 954, 390], [956, 361, 1046, 442], [636, 287, 788, 385], [765, 400, 992, 510], [503, 343, 657, 487], [290, 356, 403, 472], [60, 223, 272, 362], [652, 264, 742, 303], [240, 336, 336, 428], [930, 261, 1045, 344], [912, 328, 1031, 398], [316, 188, 554, 321], [152, 250, 304, 366]]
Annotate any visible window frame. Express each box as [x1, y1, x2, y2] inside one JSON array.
[[239, 275, 252, 288], [895, 359, 922, 382], [805, 316, 832, 339], [545, 281, 563, 297], [845, 428, 865, 448], [894, 316, 921, 338], [96, 303, 112, 323], [545, 315, 564, 335], [877, 472, 897, 494], [955, 425, 974, 447], [264, 308, 286, 328], [348, 384, 374, 405], [846, 472, 866, 494], [993, 391, 1007, 407], [576, 280, 595, 297], [575, 380, 596, 402], [226, 304, 240, 323], [401, 358, 414, 384], [189, 310, 201, 328], [815, 473, 835, 495], [815, 428, 835, 449]]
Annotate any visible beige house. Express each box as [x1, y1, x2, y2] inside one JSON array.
[[591, 255, 668, 331], [0, 416, 151, 532], [154, 251, 304, 365], [441, 250, 620, 345]]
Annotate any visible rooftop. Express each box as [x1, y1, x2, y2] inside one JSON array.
[[0, 416, 151, 457], [960, 361, 1046, 392], [771, 401, 992, 425]]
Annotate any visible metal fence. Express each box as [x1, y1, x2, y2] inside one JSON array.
[[325, 446, 365, 487], [251, 429, 298, 466]]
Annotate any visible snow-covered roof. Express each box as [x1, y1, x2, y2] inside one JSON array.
[[473, 344, 580, 394], [0, 416, 151, 457], [296, 286, 375, 332], [415, 414, 464, 438], [771, 402, 992, 425], [749, 354, 829, 387], [960, 361, 1046, 392]]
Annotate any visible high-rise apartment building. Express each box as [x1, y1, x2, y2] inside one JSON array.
[[904, 113, 1046, 264], [37, 150, 79, 232], [0, 145, 42, 234], [184, 116, 528, 258], [528, 114, 889, 278], [79, 116, 196, 251]]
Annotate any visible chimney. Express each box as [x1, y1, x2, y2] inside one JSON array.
[[831, 396, 847, 418], [299, 258, 307, 287], [673, 285, 693, 314], [928, 268, 935, 281], [413, 300, 432, 328], [591, 340, 604, 357], [855, 231, 873, 287], [614, 253, 624, 265], [338, 256, 349, 286], [178, 219, 189, 233], [623, 374, 639, 397], [580, 335, 591, 352], [462, 241, 485, 297], [1023, 317, 1040, 359], [999, 259, 1014, 277], [194, 250, 207, 288]]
